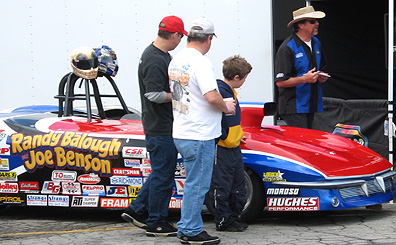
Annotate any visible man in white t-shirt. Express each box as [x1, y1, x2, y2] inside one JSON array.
[[168, 17, 236, 245]]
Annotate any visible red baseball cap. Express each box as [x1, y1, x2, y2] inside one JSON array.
[[159, 16, 188, 36]]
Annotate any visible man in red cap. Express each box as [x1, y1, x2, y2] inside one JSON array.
[[121, 15, 187, 238]]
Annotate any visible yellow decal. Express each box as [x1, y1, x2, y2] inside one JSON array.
[[11, 132, 121, 175]]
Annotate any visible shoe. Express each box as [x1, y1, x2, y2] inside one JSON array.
[[216, 221, 247, 232], [179, 230, 221, 244], [146, 222, 177, 237], [121, 208, 148, 230]]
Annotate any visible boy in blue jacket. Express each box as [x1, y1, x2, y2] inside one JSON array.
[[211, 55, 252, 232]]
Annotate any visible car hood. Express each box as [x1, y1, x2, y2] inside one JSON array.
[[242, 125, 392, 178]]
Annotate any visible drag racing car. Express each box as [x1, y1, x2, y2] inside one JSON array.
[[1, 55, 395, 222]]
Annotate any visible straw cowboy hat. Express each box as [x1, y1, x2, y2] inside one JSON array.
[[287, 6, 325, 28]]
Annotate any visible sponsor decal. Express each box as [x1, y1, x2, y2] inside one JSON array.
[[124, 159, 140, 168], [122, 147, 146, 158], [141, 167, 152, 177], [141, 158, 151, 167], [0, 171, 17, 181], [0, 147, 10, 155], [41, 181, 61, 194], [52, 170, 77, 182], [0, 182, 18, 193], [106, 186, 128, 197], [19, 182, 39, 193], [77, 173, 101, 184], [267, 197, 319, 211], [0, 194, 25, 205], [100, 197, 129, 208], [112, 168, 141, 177], [71, 196, 99, 207], [27, 195, 47, 206], [174, 169, 186, 177], [0, 158, 9, 170], [168, 198, 182, 209], [10, 132, 122, 176], [128, 186, 141, 198], [48, 195, 69, 207], [175, 179, 185, 195], [82, 185, 105, 196], [263, 170, 285, 182], [110, 176, 143, 186], [62, 182, 81, 195], [266, 188, 300, 196]]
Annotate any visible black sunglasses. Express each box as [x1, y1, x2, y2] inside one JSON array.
[[307, 19, 317, 24]]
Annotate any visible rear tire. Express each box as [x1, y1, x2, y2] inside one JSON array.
[[204, 167, 266, 222]]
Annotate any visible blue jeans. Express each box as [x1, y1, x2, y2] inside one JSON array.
[[174, 138, 216, 237], [129, 135, 177, 226]]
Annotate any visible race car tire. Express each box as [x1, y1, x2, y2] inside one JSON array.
[[240, 167, 266, 222], [204, 167, 266, 222]]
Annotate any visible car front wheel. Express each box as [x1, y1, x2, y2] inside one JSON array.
[[204, 167, 266, 222]]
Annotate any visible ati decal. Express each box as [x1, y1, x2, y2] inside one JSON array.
[[0, 182, 18, 193], [77, 173, 101, 184], [10, 132, 122, 176], [267, 197, 319, 211], [100, 198, 129, 208], [71, 196, 99, 207], [263, 170, 285, 182], [266, 188, 300, 196], [168, 198, 182, 209]]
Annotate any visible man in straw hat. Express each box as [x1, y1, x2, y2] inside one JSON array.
[[275, 6, 329, 129]]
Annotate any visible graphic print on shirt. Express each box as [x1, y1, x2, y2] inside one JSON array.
[[169, 68, 190, 114]]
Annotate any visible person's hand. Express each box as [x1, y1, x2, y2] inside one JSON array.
[[240, 135, 247, 144], [225, 99, 236, 115], [318, 71, 329, 83], [304, 68, 320, 83]]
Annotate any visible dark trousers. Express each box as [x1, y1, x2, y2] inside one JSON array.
[[211, 145, 247, 227], [281, 113, 315, 129]]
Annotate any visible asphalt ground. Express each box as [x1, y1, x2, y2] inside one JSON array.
[[1, 203, 396, 245]]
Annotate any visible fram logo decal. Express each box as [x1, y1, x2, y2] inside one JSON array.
[[122, 147, 146, 158], [267, 197, 319, 211], [100, 198, 129, 208]]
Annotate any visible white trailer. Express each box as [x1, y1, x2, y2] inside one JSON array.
[[0, 0, 274, 123]]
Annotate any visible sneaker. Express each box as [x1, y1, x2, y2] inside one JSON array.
[[121, 208, 148, 230], [216, 221, 247, 232], [179, 231, 221, 244], [146, 222, 178, 237]]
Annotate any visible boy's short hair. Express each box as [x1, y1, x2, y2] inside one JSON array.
[[222, 55, 252, 80]]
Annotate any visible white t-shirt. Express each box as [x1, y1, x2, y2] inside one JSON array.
[[168, 47, 222, 140]]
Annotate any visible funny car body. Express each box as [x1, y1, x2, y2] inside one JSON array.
[[0, 72, 395, 222]]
